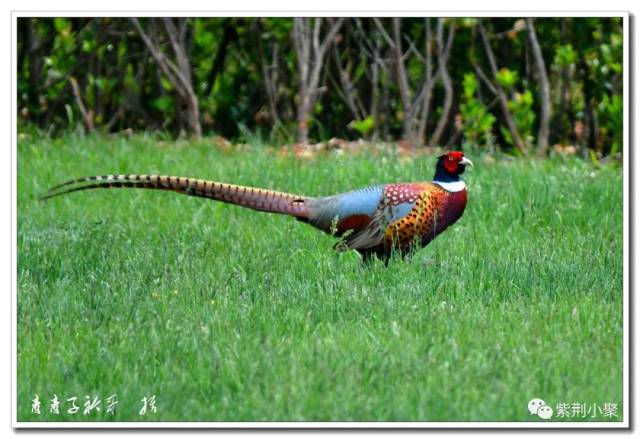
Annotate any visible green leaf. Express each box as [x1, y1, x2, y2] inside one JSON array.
[[463, 73, 478, 99], [53, 18, 71, 33], [160, 77, 174, 92], [554, 44, 577, 66], [496, 68, 518, 88], [350, 116, 375, 135], [153, 95, 174, 112]]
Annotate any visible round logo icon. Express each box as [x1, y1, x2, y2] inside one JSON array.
[[537, 405, 553, 420], [528, 398, 545, 415], [528, 398, 553, 420]]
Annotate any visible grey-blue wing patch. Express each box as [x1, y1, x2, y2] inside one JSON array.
[[308, 185, 384, 232]]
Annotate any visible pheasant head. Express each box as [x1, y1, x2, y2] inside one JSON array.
[[433, 151, 474, 182]]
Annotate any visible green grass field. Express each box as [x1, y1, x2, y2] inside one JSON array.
[[17, 135, 623, 422]]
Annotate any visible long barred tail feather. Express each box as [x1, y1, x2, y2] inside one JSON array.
[[41, 174, 312, 219]]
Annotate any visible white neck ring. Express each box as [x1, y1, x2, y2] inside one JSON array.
[[433, 180, 466, 192]]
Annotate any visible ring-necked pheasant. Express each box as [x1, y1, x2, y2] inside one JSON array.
[[43, 150, 472, 261]]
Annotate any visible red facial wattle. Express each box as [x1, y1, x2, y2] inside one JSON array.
[[443, 151, 464, 173], [444, 158, 458, 173]]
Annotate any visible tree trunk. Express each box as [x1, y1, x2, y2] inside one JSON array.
[[429, 19, 455, 147], [418, 18, 433, 145], [527, 18, 551, 156], [204, 19, 235, 97], [478, 21, 527, 154], [293, 17, 344, 144], [296, 93, 311, 144]]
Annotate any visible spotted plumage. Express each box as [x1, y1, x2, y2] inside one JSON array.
[[43, 151, 473, 262]]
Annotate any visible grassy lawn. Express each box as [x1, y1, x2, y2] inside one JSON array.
[[17, 134, 623, 422]]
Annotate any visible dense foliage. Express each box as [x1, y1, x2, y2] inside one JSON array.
[[17, 17, 623, 156]]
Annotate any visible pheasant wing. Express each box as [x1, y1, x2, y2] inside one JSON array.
[[340, 202, 394, 251]]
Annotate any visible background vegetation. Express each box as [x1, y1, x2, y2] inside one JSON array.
[[18, 17, 623, 156]]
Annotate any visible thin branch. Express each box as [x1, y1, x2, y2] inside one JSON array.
[[257, 23, 281, 127], [373, 18, 395, 48], [331, 43, 365, 120], [68, 76, 94, 132], [130, 18, 183, 91], [318, 18, 345, 57], [471, 61, 497, 95], [130, 17, 201, 137], [391, 18, 414, 138], [162, 18, 190, 78], [403, 34, 426, 63]]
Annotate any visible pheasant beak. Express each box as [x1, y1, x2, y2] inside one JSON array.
[[459, 157, 474, 168]]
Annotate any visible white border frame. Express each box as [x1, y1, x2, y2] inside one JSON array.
[[11, 10, 630, 429]]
